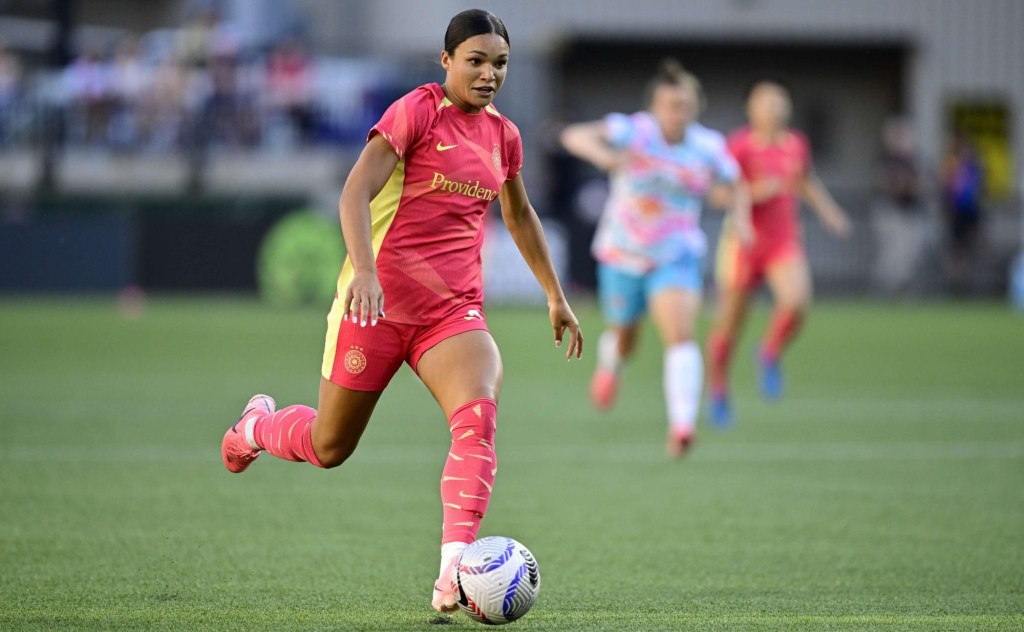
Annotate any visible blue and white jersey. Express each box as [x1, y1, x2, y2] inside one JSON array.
[[592, 111, 739, 273]]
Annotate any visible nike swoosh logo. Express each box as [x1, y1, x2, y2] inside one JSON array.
[[436, 142, 458, 152], [475, 475, 493, 492]]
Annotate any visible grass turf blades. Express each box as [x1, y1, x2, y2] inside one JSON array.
[[0, 298, 1021, 630]]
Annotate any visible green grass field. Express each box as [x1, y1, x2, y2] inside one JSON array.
[[1, 297, 1022, 630]]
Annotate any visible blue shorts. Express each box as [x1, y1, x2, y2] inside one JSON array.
[[597, 258, 704, 326]]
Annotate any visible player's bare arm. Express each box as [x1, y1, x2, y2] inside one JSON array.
[[800, 171, 852, 237], [337, 134, 400, 325], [729, 181, 755, 246], [748, 176, 786, 203], [707, 182, 754, 246], [559, 120, 624, 172], [499, 173, 584, 360], [706, 183, 733, 210]]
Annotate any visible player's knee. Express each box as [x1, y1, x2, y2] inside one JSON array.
[[316, 446, 354, 469], [663, 330, 694, 347], [455, 416, 495, 446], [312, 437, 359, 469], [659, 319, 695, 346], [449, 398, 497, 444], [617, 329, 639, 357], [448, 388, 500, 416], [723, 309, 746, 332], [778, 299, 808, 315], [710, 323, 735, 342], [777, 283, 811, 311]]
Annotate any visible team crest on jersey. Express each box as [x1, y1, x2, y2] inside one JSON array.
[[344, 346, 367, 375], [492, 144, 501, 170]]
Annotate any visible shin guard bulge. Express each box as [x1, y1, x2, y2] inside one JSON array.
[[440, 399, 497, 545], [252, 405, 325, 468], [762, 308, 804, 362], [708, 330, 734, 395]]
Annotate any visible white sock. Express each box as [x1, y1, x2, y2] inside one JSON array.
[[597, 330, 622, 373], [664, 341, 702, 432], [440, 541, 468, 576], [243, 415, 261, 450]]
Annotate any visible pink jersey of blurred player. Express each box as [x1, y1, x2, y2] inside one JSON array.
[[716, 126, 811, 290]]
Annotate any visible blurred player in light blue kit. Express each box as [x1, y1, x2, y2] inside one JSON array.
[[561, 59, 751, 457]]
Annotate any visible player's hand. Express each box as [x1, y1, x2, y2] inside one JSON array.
[[596, 149, 629, 172], [735, 214, 756, 248], [824, 209, 853, 239], [752, 177, 785, 201], [549, 297, 583, 361], [706, 183, 733, 210], [343, 269, 385, 327]]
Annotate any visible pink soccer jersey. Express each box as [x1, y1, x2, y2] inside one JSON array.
[[727, 127, 810, 247], [336, 83, 522, 325]]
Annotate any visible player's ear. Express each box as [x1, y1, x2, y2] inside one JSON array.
[[440, 50, 451, 71]]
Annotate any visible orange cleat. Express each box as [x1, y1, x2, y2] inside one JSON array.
[[221, 394, 275, 473], [590, 368, 619, 411], [666, 426, 696, 459]]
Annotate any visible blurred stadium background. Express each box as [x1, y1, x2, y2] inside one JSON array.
[[0, 0, 1021, 299]]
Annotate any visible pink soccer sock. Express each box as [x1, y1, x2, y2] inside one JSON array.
[[761, 308, 804, 362], [707, 330, 734, 396], [252, 405, 325, 468], [440, 399, 498, 545]]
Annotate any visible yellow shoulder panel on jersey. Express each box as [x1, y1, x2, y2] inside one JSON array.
[[321, 158, 406, 379]]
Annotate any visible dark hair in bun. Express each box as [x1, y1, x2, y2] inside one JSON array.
[[645, 58, 706, 111]]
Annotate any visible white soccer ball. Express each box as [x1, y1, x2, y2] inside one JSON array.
[[456, 536, 541, 625]]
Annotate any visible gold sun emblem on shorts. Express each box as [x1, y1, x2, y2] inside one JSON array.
[[344, 347, 367, 374], [492, 144, 501, 170]]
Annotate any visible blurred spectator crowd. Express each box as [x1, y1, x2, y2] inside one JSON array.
[[0, 8, 400, 153]]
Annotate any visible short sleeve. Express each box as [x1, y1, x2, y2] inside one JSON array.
[[504, 120, 523, 180], [603, 112, 636, 150], [368, 87, 434, 159]]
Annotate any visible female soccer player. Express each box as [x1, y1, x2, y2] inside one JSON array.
[[560, 60, 751, 458], [220, 9, 583, 613], [707, 79, 851, 425]]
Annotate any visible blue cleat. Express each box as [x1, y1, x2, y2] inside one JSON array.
[[709, 392, 734, 429], [759, 355, 784, 401]]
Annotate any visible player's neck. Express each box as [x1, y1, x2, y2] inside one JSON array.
[[752, 126, 785, 145], [660, 125, 685, 145], [440, 83, 482, 115]]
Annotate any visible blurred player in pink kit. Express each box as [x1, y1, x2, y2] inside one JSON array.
[[562, 60, 751, 457], [707, 79, 851, 426], [219, 9, 583, 614]]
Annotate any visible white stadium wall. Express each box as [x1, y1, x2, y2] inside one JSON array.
[[342, 0, 1023, 191]]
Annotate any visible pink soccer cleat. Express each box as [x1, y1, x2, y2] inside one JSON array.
[[590, 368, 619, 411], [666, 426, 696, 459], [431, 556, 459, 614], [221, 394, 275, 473]]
